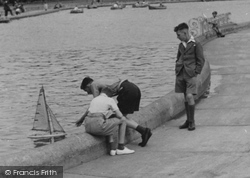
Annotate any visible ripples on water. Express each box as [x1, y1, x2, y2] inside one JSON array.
[[0, 0, 250, 156]]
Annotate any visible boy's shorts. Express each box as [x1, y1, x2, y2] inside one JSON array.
[[85, 113, 122, 136], [117, 80, 141, 115], [175, 69, 197, 95]]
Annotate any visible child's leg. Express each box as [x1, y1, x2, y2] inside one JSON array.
[[116, 120, 135, 155], [108, 135, 116, 152], [123, 115, 152, 147], [117, 120, 126, 150]]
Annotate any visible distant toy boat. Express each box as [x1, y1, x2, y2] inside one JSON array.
[[148, 4, 167, 10], [132, 3, 148, 8], [70, 8, 84, 13], [110, 4, 126, 10], [28, 86, 66, 141]]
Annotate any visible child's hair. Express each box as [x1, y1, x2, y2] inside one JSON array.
[[101, 87, 113, 97], [174, 23, 189, 32], [80, 76, 93, 90]]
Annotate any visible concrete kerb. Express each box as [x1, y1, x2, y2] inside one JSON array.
[[9, 9, 59, 20], [3, 0, 206, 21], [8, 6, 74, 21], [0, 19, 249, 175]]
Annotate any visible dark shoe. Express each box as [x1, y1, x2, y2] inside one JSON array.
[[218, 32, 225, 38], [188, 122, 195, 131], [179, 120, 189, 129], [138, 128, 152, 147]]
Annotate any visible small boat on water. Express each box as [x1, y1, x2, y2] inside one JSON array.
[[0, 18, 10, 23], [28, 86, 66, 143], [70, 8, 84, 13], [110, 4, 126, 10], [132, 3, 148, 8], [148, 4, 167, 10]]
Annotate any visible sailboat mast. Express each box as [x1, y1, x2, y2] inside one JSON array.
[[41, 86, 54, 135]]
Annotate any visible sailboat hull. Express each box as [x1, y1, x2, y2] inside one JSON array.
[[28, 132, 66, 139]]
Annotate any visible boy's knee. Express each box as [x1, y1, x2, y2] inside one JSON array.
[[120, 117, 126, 123], [186, 93, 194, 101]]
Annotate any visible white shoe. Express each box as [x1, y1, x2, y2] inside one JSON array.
[[116, 147, 135, 155], [110, 150, 116, 156]]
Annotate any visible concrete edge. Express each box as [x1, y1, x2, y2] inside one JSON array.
[[8, 7, 73, 21], [0, 18, 249, 173], [5, 0, 210, 21]]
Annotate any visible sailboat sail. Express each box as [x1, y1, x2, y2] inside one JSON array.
[[32, 87, 65, 133], [29, 86, 66, 140], [32, 87, 50, 131], [47, 106, 65, 133]]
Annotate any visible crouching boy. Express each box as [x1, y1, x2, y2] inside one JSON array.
[[76, 87, 135, 156]]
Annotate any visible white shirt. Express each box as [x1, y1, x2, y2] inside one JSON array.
[[181, 35, 195, 48], [88, 93, 119, 118]]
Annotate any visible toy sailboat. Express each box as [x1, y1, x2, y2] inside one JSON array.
[[28, 86, 66, 141]]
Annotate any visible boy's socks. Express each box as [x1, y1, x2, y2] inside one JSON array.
[[135, 125, 146, 135], [118, 143, 124, 150], [110, 142, 116, 150]]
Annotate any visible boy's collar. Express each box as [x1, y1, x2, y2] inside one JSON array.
[[181, 35, 195, 48]]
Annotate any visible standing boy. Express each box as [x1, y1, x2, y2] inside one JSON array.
[[3, 1, 13, 18], [174, 23, 205, 131]]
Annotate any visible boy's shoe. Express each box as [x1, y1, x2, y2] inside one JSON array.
[[110, 150, 116, 156], [179, 120, 189, 129], [139, 128, 152, 147], [188, 122, 196, 131], [116, 147, 135, 155]]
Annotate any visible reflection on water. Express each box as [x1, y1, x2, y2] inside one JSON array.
[[0, 0, 250, 156]]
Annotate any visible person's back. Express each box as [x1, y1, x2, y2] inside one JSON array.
[[15, 7, 21, 14], [89, 78, 121, 97], [54, 3, 61, 9], [113, 3, 118, 7], [88, 93, 116, 118], [19, 4, 25, 12]]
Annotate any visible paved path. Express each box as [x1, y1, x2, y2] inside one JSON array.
[[62, 29, 250, 178]]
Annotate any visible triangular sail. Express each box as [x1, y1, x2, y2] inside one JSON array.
[[47, 106, 65, 133], [32, 87, 50, 131], [32, 86, 65, 133]]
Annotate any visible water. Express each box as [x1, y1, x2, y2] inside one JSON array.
[[0, 0, 250, 156]]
